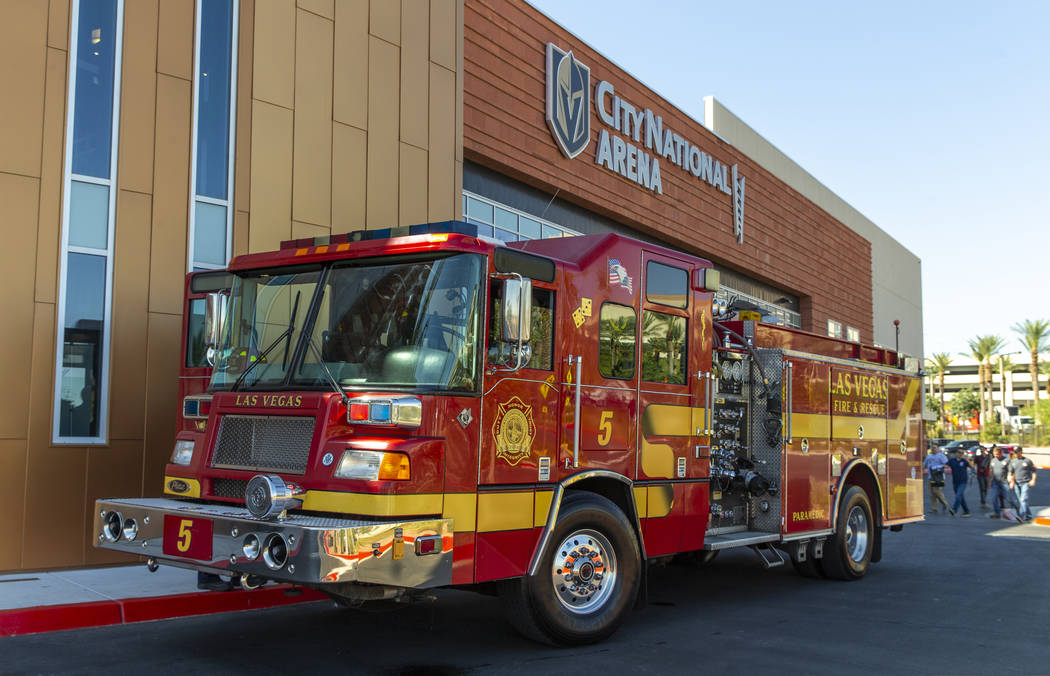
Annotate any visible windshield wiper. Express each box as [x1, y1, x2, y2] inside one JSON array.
[[305, 336, 350, 406], [231, 290, 302, 391]]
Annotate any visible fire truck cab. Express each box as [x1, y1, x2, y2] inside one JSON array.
[[93, 221, 924, 645]]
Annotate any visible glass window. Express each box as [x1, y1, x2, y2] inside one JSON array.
[[846, 326, 860, 343], [646, 261, 688, 309], [195, 0, 234, 199], [491, 228, 517, 243], [466, 196, 493, 223], [68, 181, 110, 249], [519, 216, 542, 239], [599, 303, 636, 380], [57, 253, 107, 438], [642, 311, 686, 385], [827, 319, 843, 338], [189, 0, 237, 270], [55, 0, 123, 443], [193, 202, 228, 266], [541, 224, 563, 238], [494, 206, 517, 232], [487, 284, 555, 371], [71, 0, 119, 179], [186, 299, 208, 367]]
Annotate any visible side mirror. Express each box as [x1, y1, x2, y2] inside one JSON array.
[[204, 292, 228, 349], [502, 277, 532, 343]]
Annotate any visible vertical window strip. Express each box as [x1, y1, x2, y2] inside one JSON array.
[[53, 0, 125, 443], [188, 0, 238, 271]]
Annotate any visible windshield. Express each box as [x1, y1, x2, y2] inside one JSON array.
[[296, 253, 484, 392], [210, 267, 323, 389], [210, 253, 485, 393]]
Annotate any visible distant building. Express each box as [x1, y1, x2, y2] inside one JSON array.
[[934, 357, 1043, 410]]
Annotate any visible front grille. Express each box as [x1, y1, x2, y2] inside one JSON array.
[[211, 415, 315, 475], [211, 478, 248, 500]]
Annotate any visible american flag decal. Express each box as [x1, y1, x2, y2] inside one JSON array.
[[608, 258, 633, 294]]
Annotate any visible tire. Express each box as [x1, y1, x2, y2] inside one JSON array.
[[500, 492, 642, 646], [820, 485, 874, 581]]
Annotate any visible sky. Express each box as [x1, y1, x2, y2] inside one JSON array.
[[528, 0, 1050, 361]]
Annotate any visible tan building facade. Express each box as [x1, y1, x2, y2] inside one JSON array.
[[1, 0, 463, 573]]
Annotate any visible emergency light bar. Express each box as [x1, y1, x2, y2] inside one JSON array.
[[280, 220, 483, 251]]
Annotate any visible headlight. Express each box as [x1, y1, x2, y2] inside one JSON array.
[[171, 440, 195, 466], [334, 450, 410, 481]]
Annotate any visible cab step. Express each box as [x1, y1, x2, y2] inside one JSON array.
[[749, 542, 786, 568]]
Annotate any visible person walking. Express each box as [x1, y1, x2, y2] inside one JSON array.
[[923, 446, 951, 514], [987, 445, 1015, 518], [947, 448, 973, 517], [974, 445, 992, 509], [1008, 446, 1038, 521]]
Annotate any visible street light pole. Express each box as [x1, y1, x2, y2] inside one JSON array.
[[997, 351, 1022, 429], [893, 319, 900, 361]]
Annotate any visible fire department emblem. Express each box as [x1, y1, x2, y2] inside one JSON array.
[[546, 43, 591, 159], [492, 397, 537, 466]]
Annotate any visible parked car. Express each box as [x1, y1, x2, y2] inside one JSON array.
[[943, 439, 981, 457], [927, 437, 951, 451]]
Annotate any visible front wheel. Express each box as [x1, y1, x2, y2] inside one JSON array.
[[820, 485, 874, 580], [501, 493, 641, 646]]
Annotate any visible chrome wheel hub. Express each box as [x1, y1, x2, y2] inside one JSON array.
[[550, 529, 617, 614], [845, 505, 869, 563]]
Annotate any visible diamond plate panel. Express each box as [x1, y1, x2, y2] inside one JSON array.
[[749, 348, 784, 533], [211, 415, 315, 475]]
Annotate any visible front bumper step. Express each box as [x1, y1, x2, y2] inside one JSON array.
[[93, 498, 453, 589]]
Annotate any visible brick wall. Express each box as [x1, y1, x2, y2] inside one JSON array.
[[462, 0, 873, 339]]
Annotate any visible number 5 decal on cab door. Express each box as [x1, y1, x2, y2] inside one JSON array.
[[598, 411, 613, 446]]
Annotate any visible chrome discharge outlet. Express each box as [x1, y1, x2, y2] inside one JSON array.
[[262, 532, 289, 570]]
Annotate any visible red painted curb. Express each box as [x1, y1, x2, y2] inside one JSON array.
[[0, 600, 123, 637], [0, 585, 328, 638]]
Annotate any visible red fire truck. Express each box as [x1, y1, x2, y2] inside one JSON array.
[[93, 221, 924, 645]]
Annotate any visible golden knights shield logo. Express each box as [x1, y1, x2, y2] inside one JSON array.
[[546, 43, 590, 159], [492, 397, 537, 466]]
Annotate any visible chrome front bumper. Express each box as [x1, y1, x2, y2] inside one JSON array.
[[93, 498, 453, 589]]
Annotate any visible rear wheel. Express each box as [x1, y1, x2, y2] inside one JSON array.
[[501, 493, 641, 646], [820, 485, 874, 580]]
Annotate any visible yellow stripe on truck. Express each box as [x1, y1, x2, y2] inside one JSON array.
[[301, 490, 443, 517]]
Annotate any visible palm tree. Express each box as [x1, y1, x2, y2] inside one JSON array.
[[965, 335, 1005, 425], [1013, 319, 1049, 421], [993, 355, 1015, 417], [929, 352, 952, 423]]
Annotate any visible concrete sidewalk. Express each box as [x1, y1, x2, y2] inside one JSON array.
[[0, 564, 327, 637]]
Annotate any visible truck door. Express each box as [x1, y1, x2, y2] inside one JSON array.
[[179, 271, 232, 428], [634, 253, 696, 557], [479, 278, 560, 488]]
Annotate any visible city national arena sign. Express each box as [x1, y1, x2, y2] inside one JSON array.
[[545, 43, 747, 243]]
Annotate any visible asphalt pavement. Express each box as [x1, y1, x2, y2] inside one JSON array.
[[3, 477, 1049, 675]]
